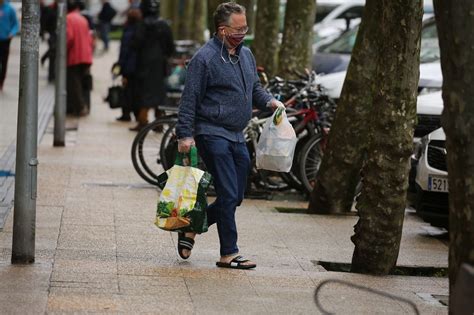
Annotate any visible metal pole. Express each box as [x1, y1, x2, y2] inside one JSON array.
[[53, 0, 67, 147], [11, 0, 40, 264]]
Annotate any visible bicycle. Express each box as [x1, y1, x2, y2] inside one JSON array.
[[130, 69, 336, 196], [131, 115, 178, 186]]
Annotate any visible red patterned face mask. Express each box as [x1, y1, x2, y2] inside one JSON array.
[[225, 33, 245, 48]]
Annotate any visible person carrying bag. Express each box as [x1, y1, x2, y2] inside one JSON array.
[[155, 147, 212, 259]]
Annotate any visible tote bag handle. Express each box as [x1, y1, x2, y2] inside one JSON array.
[[174, 146, 198, 167]]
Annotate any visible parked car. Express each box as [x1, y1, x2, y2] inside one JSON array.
[[414, 125, 448, 229], [408, 91, 443, 190], [317, 61, 442, 100], [313, 0, 365, 44], [313, 16, 438, 74], [313, 25, 358, 74], [415, 91, 444, 136]]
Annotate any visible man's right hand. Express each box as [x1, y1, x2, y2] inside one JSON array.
[[178, 137, 195, 153]]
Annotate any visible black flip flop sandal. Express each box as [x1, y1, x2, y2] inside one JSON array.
[[216, 255, 257, 269], [177, 233, 195, 260]]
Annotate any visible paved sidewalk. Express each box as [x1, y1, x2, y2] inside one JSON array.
[[0, 43, 449, 314], [0, 39, 55, 229]]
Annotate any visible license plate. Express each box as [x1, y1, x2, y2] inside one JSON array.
[[428, 176, 449, 193]]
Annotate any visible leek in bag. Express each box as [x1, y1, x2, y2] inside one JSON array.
[[256, 107, 297, 172], [155, 147, 211, 233]]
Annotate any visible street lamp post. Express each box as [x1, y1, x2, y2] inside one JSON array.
[[53, 0, 67, 147], [11, 0, 41, 264]]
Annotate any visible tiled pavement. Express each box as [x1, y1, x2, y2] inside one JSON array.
[[0, 41, 449, 314], [0, 39, 54, 229]]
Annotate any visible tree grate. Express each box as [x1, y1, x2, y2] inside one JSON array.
[[313, 260, 448, 277], [275, 207, 357, 215]]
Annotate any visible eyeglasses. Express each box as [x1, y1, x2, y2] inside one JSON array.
[[221, 25, 249, 34]]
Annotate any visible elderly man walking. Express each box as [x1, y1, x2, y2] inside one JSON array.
[[0, 0, 19, 91], [176, 2, 282, 269]]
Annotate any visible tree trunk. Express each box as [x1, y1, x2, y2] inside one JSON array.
[[163, 0, 179, 38], [351, 0, 423, 275], [308, 0, 379, 214], [433, 0, 474, 308], [237, 0, 255, 34], [160, 0, 174, 21], [174, 0, 194, 40], [192, 0, 207, 44], [184, 0, 196, 40], [252, 0, 280, 76], [207, 0, 226, 35], [278, 0, 315, 79]]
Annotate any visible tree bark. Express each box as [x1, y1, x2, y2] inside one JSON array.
[[160, 0, 174, 21], [252, 0, 280, 76], [308, 0, 378, 214], [433, 0, 474, 308], [351, 0, 423, 275], [192, 0, 207, 43], [278, 0, 315, 79], [174, 0, 194, 40], [184, 0, 196, 40], [236, 0, 255, 34], [163, 0, 179, 38]]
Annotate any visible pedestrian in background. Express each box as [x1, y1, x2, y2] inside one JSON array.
[[129, 0, 174, 131], [97, 0, 116, 52], [176, 2, 283, 269], [0, 0, 18, 92], [116, 8, 141, 122], [66, 0, 93, 116], [121, 0, 140, 16], [40, 0, 58, 83]]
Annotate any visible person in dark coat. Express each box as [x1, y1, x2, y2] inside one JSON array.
[[129, 0, 175, 131], [116, 8, 141, 121], [40, 0, 58, 82], [97, 0, 116, 51]]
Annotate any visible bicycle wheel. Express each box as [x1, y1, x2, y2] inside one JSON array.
[[131, 124, 159, 185], [159, 121, 178, 170], [279, 134, 310, 191], [131, 119, 177, 185], [246, 142, 290, 192], [299, 134, 324, 193]]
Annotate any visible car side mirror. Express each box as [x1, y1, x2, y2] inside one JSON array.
[[343, 12, 359, 31]]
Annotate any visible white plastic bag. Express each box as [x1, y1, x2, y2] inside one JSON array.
[[256, 107, 297, 172]]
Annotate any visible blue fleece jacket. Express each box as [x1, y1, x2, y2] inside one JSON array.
[[0, 1, 19, 41], [176, 36, 273, 142]]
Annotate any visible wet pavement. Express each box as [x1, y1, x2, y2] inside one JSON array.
[[0, 41, 449, 314], [0, 39, 54, 229]]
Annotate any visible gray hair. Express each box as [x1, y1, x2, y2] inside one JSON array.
[[213, 2, 246, 31]]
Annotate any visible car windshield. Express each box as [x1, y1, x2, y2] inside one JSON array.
[[320, 26, 358, 54], [315, 5, 339, 23], [334, 5, 364, 20], [320, 20, 440, 63]]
